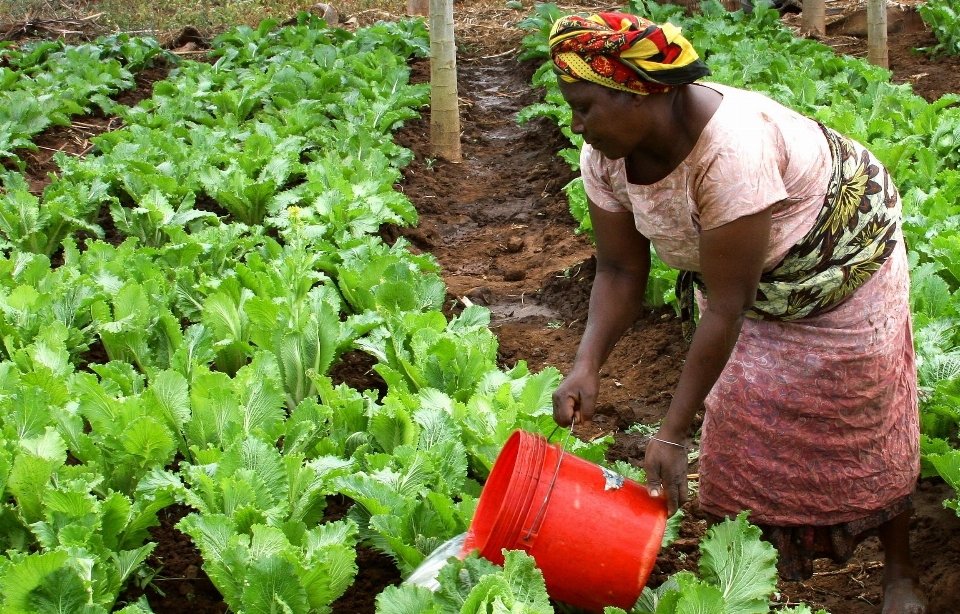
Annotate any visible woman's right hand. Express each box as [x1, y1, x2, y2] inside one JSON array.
[[552, 366, 601, 427]]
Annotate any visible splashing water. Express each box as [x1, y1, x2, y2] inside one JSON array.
[[404, 532, 468, 591]]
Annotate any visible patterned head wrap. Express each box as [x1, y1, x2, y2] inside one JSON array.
[[549, 13, 711, 95]]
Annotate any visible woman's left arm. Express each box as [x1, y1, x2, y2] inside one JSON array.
[[644, 206, 773, 514]]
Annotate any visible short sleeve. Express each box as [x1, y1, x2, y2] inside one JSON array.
[[692, 115, 790, 230], [580, 144, 629, 213]]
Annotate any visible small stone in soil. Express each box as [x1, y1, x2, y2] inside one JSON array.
[[506, 236, 525, 252]]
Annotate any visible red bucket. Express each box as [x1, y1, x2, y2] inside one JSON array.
[[460, 429, 667, 612]]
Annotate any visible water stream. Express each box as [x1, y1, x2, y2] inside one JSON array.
[[403, 532, 468, 591]]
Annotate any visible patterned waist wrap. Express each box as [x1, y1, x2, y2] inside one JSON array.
[[677, 125, 902, 342]]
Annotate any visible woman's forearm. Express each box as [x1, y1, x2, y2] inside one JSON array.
[[657, 207, 773, 442], [658, 306, 745, 441], [573, 265, 648, 373]]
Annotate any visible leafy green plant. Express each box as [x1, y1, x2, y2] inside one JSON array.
[[919, 0, 960, 56], [90, 278, 182, 376], [377, 549, 554, 614], [0, 427, 177, 614], [0, 34, 170, 169], [922, 443, 960, 513], [0, 168, 111, 256], [175, 436, 361, 614], [110, 189, 217, 247], [335, 407, 475, 576], [356, 306, 500, 404], [0, 248, 101, 361], [199, 131, 305, 225], [333, 235, 445, 315]]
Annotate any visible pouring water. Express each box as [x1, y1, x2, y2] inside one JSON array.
[[404, 532, 468, 591]]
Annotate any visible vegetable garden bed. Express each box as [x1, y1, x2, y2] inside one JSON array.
[[2, 0, 960, 612]]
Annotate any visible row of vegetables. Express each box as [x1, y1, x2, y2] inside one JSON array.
[[0, 13, 695, 614], [0, 2, 956, 613], [0, 15, 529, 613]]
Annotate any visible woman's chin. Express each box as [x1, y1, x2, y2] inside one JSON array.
[[599, 148, 627, 160]]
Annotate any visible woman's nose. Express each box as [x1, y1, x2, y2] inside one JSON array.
[[569, 114, 584, 135]]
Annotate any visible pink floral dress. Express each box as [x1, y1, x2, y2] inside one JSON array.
[[581, 82, 919, 529]]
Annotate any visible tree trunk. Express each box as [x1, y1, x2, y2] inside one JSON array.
[[801, 0, 826, 37], [429, 0, 462, 162], [867, 0, 889, 68], [408, 0, 428, 16]]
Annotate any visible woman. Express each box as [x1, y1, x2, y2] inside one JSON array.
[[547, 12, 926, 614]]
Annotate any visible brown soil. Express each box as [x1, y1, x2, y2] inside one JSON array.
[[7, 2, 960, 613]]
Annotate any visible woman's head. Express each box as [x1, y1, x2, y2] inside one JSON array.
[[548, 13, 710, 96], [558, 79, 650, 159]]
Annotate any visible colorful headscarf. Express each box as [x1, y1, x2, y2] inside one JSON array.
[[548, 13, 711, 95]]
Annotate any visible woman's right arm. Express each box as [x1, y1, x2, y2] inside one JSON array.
[[552, 200, 651, 426]]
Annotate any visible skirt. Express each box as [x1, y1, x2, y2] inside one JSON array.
[[697, 241, 919, 528]]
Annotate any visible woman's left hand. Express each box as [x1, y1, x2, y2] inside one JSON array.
[[644, 436, 689, 516]]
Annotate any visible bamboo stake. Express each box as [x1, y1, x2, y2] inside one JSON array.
[[429, 0, 462, 162], [802, 0, 826, 37], [867, 0, 889, 68]]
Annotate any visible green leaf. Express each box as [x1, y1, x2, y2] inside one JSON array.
[[459, 550, 552, 614], [142, 370, 191, 449], [370, 407, 417, 454], [0, 550, 72, 611], [24, 564, 97, 614], [112, 543, 156, 587], [375, 584, 439, 614], [697, 512, 779, 614], [7, 428, 66, 523], [186, 369, 243, 450], [235, 352, 286, 440], [661, 509, 685, 549], [299, 521, 359, 608], [176, 513, 247, 606], [634, 574, 681, 614], [120, 415, 176, 467], [242, 555, 310, 614], [202, 291, 252, 377], [674, 580, 726, 614], [927, 449, 960, 513]]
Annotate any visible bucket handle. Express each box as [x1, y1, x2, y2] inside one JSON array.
[[522, 420, 576, 542]]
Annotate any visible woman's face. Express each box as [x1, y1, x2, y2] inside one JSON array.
[[558, 78, 648, 160]]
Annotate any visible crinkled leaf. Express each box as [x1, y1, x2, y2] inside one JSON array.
[[242, 555, 310, 614], [374, 584, 439, 614], [698, 511, 779, 614]]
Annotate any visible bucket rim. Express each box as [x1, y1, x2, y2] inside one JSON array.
[[461, 429, 545, 562]]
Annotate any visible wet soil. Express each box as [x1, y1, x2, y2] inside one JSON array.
[[6, 2, 960, 612]]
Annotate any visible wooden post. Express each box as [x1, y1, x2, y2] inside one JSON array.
[[867, 0, 889, 68], [429, 0, 462, 162], [408, 0, 428, 16], [801, 0, 826, 37]]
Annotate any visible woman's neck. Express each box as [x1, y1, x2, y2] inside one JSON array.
[[625, 84, 722, 185]]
